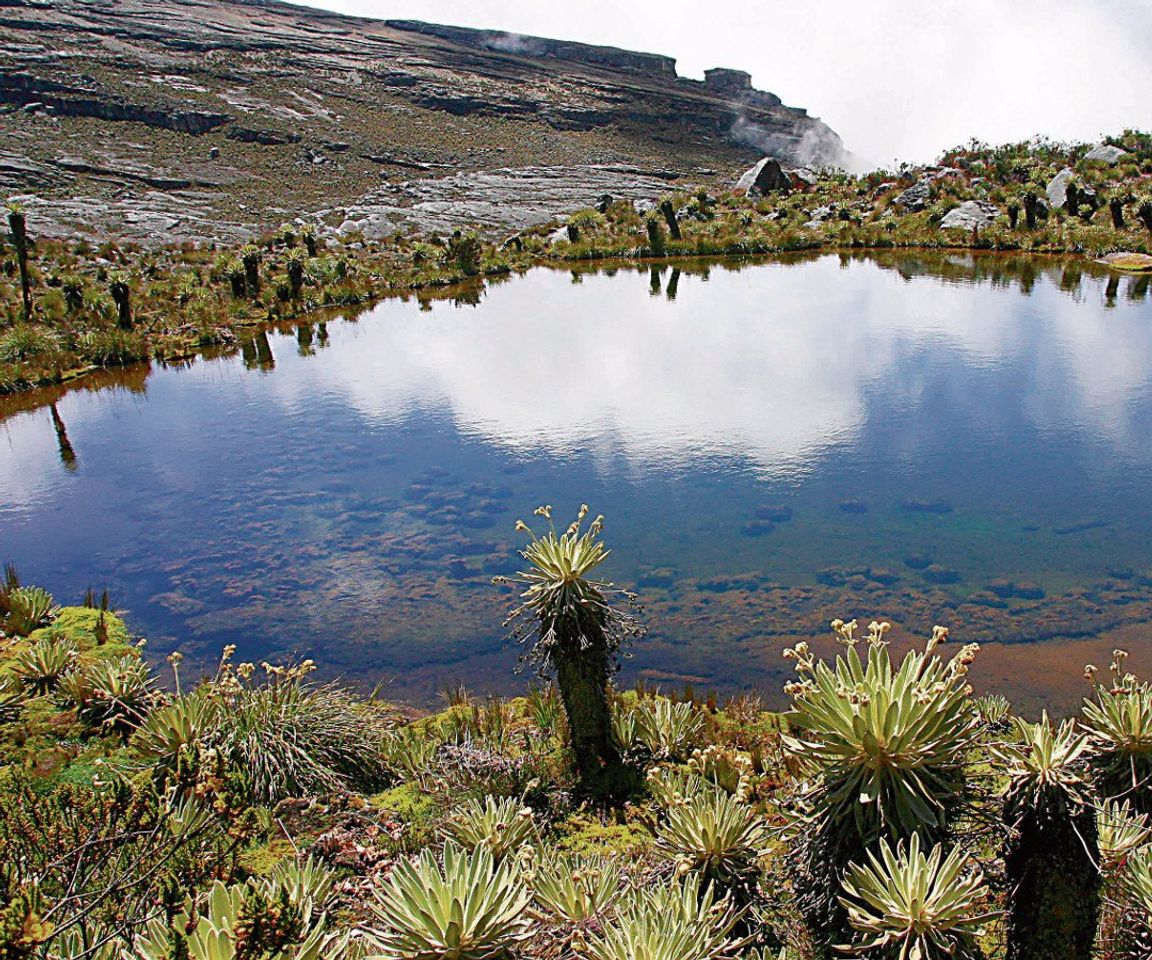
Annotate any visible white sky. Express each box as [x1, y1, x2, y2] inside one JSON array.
[[289, 0, 1152, 167]]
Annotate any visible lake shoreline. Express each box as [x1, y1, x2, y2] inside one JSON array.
[[5, 131, 1152, 394], [2, 238, 1148, 401]]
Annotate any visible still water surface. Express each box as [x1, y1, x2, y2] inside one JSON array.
[[2, 252, 1151, 709]]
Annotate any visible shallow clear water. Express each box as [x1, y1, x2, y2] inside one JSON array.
[[2, 252, 1152, 709]]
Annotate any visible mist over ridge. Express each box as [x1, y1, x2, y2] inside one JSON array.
[[294, 0, 1152, 166]]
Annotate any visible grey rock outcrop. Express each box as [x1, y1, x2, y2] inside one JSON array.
[[1046, 168, 1075, 210], [704, 68, 753, 93], [0, 0, 850, 243], [894, 179, 932, 212], [1084, 143, 1128, 165], [332, 165, 680, 239], [227, 127, 302, 146], [789, 167, 819, 190], [703, 68, 782, 108], [387, 20, 677, 78], [735, 157, 791, 196], [0, 72, 230, 132], [939, 200, 1000, 230]]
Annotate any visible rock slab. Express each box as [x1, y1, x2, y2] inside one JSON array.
[[1084, 143, 1129, 165], [939, 200, 1001, 230], [1046, 168, 1075, 210], [894, 179, 932, 212]]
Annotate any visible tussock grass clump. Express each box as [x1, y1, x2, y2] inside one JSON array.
[[133, 651, 392, 803]]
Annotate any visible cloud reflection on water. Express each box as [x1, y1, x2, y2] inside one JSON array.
[[259, 255, 1152, 476]]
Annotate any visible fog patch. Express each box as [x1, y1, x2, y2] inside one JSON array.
[[731, 113, 866, 173]]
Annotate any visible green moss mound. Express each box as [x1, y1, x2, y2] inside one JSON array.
[[26, 606, 134, 662]]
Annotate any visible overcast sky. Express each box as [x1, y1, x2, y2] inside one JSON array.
[[290, 0, 1151, 167]]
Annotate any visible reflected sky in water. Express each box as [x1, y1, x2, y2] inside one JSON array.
[[2, 253, 1151, 706]]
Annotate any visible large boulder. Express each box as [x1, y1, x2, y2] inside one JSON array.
[[1084, 143, 1129, 165], [736, 157, 791, 196], [894, 179, 932, 212], [1046, 168, 1075, 210], [788, 166, 819, 191], [939, 200, 1001, 230]]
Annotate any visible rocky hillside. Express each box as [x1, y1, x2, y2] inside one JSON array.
[[0, 0, 847, 243]]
